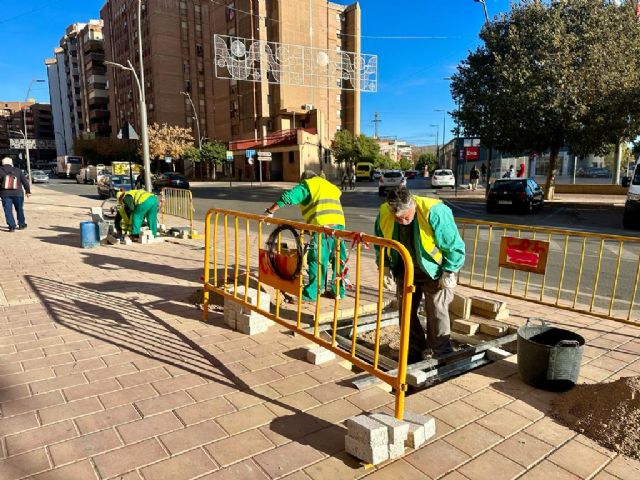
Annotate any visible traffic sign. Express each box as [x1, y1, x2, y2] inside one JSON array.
[[257, 151, 272, 161], [226, 150, 234, 162], [117, 121, 139, 140], [245, 149, 256, 158]]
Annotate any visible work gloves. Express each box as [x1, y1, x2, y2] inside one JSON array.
[[439, 271, 457, 289]]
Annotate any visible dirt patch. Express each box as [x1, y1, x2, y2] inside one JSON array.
[[551, 376, 640, 460]]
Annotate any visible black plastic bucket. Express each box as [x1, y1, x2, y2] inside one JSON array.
[[517, 318, 585, 391]]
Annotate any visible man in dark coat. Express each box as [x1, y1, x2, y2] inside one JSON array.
[[0, 157, 31, 232]]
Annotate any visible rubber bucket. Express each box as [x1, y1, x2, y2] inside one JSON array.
[[80, 221, 100, 249], [517, 318, 585, 391]]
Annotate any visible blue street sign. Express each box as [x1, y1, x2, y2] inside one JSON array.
[[245, 149, 256, 158]]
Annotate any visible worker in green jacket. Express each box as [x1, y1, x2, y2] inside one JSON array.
[[117, 189, 158, 237], [375, 186, 465, 362], [265, 170, 347, 301]]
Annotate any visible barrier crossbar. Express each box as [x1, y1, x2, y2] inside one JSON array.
[[457, 218, 640, 325], [201, 208, 416, 420], [161, 187, 201, 239]]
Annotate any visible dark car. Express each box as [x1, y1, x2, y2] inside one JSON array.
[[97, 175, 133, 199], [152, 172, 190, 192], [583, 167, 611, 178], [486, 178, 544, 214], [403, 170, 419, 179]]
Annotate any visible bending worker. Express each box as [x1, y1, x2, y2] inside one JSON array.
[[375, 186, 465, 362], [114, 189, 132, 237], [117, 189, 158, 238], [265, 170, 346, 301]]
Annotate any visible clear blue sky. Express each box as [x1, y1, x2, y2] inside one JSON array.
[[0, 0, 511, 146]]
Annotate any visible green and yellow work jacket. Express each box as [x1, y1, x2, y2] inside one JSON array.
[[122, 189, 154, 215], [118, 207, 132, 233], [374, 196, 465, 280], [276, 176, 345, 227]]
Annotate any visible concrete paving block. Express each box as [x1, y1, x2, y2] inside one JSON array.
[[369, 413, 410, 445], [345, 415, 388, 446], [452, 319, 480, 335], [404, 411, 436, 447], [233, 287, 271, 312], [449, 293, 471, 319], [106, 234, 120, 245], [345, 436, 389, 465], [306, 346, 335, 365], [479, 321, 509, 336], [470, 297, 505, 313], [405, 423, 426, 449], [388, 441, 405, 459], [473, 307, 510, 320], [123, 237, 133, 245]]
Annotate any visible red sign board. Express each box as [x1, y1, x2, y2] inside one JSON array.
[[465, 146, 479, 161], [258, 249, 301, 295], [498, 237, 549, 274]]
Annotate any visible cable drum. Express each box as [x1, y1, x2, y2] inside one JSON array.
[[265, 225, 304, 281]]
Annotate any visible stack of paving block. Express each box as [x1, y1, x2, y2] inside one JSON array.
[[345, 411, 435, 465], [471, 297, 509, 320], [223, 286, 272, 335], [139, 227, 154, 245]]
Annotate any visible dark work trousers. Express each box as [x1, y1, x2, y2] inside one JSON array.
[[396, 275, 454, 362], [2, 196, 25, 229]]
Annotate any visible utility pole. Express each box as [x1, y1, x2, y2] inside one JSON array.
[[136, 0, 151, 193], [22, 78, 45, 182], [430, 124, 439, 160], [372, 112, 381, 139]]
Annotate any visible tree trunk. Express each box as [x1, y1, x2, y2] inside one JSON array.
[[544, 145, 560, 200], [612, 141, 622, 185], [205, 161, 210, 181], [485, 145, 493, 198], [212, 162, 217, 181]]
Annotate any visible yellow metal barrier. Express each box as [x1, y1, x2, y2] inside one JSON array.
[[161, 187, 202, 239], [457, 218, 640, 325], [201, 208, 416, 420]]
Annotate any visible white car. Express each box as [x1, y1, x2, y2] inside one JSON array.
[[378, 170, 406, 196], [431, 169, 455, 189], [31, 170, 50, 183]]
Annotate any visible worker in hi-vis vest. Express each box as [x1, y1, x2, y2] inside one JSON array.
[[375, 186, 465, 362], [265, 170, 347, 301], [117, 189, 158, 237], [114, 197, 132, 236]]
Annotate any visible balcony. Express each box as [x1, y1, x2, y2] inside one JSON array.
[[229, 128, 317, 151], [83, 39, 103, 54]]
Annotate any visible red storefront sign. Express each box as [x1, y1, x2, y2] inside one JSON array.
[[498, 236, 549, 275], [465, 146, 479, 161]]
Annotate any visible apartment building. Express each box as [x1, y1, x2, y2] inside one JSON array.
[[377, 138, 413, 162], [101, 0, 362, 181], [45, 20, 110, 157], [0, 101, 55, 163]]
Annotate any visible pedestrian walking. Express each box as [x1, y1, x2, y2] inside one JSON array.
[[480, 163, 487, 182], [516, 163, 526, 178], [374, 186, 465, 362], [265, 170, 347, 301], [117, 189, 158, 238], [504, 165, 515, 178], [0, 157, 31, 232], [469, 166, 480, 190]]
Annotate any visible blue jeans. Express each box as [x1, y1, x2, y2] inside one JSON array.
[[1, 196, 25, 229]]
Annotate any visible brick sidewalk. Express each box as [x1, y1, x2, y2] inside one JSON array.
[[0, 186, 639, 479]]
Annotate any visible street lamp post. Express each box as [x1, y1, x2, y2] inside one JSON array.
[[105, 59, 151, 192], [474, 0, 490, 23], [429, 124, 439, 161], [22, 78, 46, 182], [180, 91, 202, 150], [434, 109, 446, 165]]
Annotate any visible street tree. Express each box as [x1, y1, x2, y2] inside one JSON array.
[[331, 129, 356, 166], [398, 157, 413, 171], [199, 141, 227, 180], [451, 0, 640, 199], [415, 153, 437, 174], [147, 123, 194, 171]]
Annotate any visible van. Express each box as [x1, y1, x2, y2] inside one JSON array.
[[356, 162, 374, 181], [623, 161, 640, 229]]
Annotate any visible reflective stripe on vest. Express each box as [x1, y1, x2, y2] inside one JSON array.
[[127, 190, 153, 206], [300, 177, 345, 226], [379, 196, 443, 266], [119, 207, 132, 232]]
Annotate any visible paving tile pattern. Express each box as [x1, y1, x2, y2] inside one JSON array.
[[0, 187, 639, 479]]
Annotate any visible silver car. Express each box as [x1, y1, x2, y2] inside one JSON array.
[[31, 170, 50, 183]]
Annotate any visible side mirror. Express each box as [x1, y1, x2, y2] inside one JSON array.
[[622, 177, 630, 188]]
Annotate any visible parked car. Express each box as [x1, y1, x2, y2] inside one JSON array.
[[152, 172, 190, 192], [582, 167, 611, 178], [403, 170, 419, 179], [97, 175, 133, 199], [378, 170, 406, 196], [31, 170, 49, 183], [623, 161, 640, 229], [431, 169, 455, 189], [486, 178, 544, 214], [372, 169, 383, 180]]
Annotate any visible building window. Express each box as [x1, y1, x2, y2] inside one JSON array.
[[185, 80, 191, 92], [196, 44, 203, 57], [336, 110, 341, 119], [336, 93, 341, 103], [289, 151, 294, 164]]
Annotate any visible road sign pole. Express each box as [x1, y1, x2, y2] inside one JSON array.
[[259, 159, 263, 186]]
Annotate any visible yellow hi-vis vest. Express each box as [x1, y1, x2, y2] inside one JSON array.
[[126, 189, 154, 206], [378, 196, 444, 268], [300, 177, 345, 226], [118, 207, 132, 233]]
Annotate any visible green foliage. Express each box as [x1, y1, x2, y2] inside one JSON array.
[[374, 155, 397, 170], [415, 153, 437, 173], [354, 134, 381, 164], [398, 157, 413, 171], [199, 141, 227, 166], [331, 131, 386, 169], [72, 138, 139, 165], [451, 0, 640, 198], [331, 129, 356, 164], [182, 146, 200, 162]]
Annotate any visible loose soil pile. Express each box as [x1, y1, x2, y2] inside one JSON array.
[[552, 376, 640, 460]]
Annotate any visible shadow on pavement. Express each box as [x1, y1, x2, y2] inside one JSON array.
[[25, 275, 359, 461]]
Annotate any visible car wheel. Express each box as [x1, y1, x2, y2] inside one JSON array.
[[486, 203, 496, 213], [521, 201, 533, 214], [378, 187, 385, 197], [535, 199, 544, 212]]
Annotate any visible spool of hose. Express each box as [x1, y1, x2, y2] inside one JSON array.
[[266, 225, 304, 281]]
